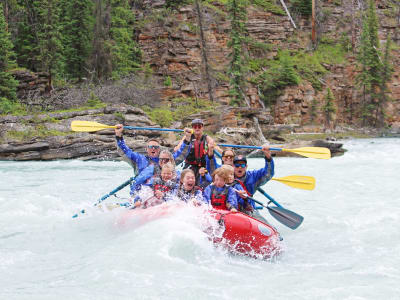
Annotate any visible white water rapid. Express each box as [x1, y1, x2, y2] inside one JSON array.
[[0, 138, 399, 299]]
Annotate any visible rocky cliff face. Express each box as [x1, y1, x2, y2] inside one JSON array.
[[2, 1, 399, 161], [135, 0, 400, 128]]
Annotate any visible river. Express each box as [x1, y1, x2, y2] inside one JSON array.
[[0, 138, 399, 299]]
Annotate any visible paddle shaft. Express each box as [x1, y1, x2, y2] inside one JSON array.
[[123, 126, 184, 132], [97, 177, 135, 203], [72, 177, 135, 218], [218, 144, 279, 151], [257, 187, 282, 208]]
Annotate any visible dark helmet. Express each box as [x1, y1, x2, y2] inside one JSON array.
[[191, 118, 204, 126], [233, 155, 247, 163]]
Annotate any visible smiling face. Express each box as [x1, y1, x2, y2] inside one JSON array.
[[191, 123, 204, 137], [222, 150, 235, 166], [161, 164, 174, 181], [182, 172, 196, 191], [234, 161, 247, 178], [159, 152, 172, 168], [146, 140, 160, 158]]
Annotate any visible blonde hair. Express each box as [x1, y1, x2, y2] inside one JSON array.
[[212, 167, 230, 183], [161, 162, 175, 172], [180, 169, 195, 184], [220, 164, 234, 174]]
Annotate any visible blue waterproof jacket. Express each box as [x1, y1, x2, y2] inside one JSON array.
[[235, 157, 274, 197], [203, 184, 238, 209], [116, 136, 190, 174], [228, 181, 250, 209]]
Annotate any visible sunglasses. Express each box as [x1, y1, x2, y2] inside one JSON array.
[[148, 145, 160, 150], [234, 163, 247, 168], [159, 158, 170, 163], [223, 155, 234, 159], [192, 124, 203, 129]]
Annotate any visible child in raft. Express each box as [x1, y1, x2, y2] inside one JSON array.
[[220, 165, 269, 224], [177, 169, 205, 204], [203, 167, 238, 211], [135, 162, 178, 208]]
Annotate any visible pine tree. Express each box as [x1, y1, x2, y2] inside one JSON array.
[[14, 0, 62, 90], [356, 0, 382, 126], [61, 0, 94, 81], [109, 0, 141, 79], [90, 0, 141, 81], [14, 1, 41, 71], [323, 88, 336, 129], [227, 0, 248, 106], [36, 0, 63, 90], [377, 34, 394, 127], [0, 2, 19, 113]]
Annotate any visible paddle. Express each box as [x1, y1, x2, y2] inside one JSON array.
[[271, 175, 315, 190], [254, 188, 304, 230], [214, 150, 315, 190], [71, 120, 185, 133], [72, 177, 135, 218], [217, 143, 331, 159]]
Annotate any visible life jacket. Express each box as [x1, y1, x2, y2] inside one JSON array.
[[185, 134, 207, 167], [232, 179, 253, 213], [177, 186, 201, 202], [210, 185, 229, 210], [233, 179, 250, 196], [153, 178, 175, 194]]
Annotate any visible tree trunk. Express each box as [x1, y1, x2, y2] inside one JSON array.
[[194, 0, 214, 102]]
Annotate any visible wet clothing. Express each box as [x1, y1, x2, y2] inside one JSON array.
[[184, 134, 208, 168], [235, 157, 274, 197], [198, 172, 212, 190], [228, 180, 253, 213], [203, 184, 238, 210], [176, 186, 204, 203], [116, 136, 190, 175], [183, 134, 210, 184]]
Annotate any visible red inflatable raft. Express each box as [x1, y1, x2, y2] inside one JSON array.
[[117, 203, 282, 259], [208, 209, 282, 258]]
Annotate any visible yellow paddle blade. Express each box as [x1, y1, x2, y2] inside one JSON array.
[[282, 147, 331, 159], [71, 120, 116, 132], [272, 175, 316, 190]]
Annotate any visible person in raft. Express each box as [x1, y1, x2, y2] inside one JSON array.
[[129, 149, 179, 197], [176, 169, 204, 204], [232, 144, 274, 209], [221, 164, 269, 223], [135, 163, 178, 208], [114, 124, 192, 175], [203, 167, 238, 211], [181, 119, 220, 183]]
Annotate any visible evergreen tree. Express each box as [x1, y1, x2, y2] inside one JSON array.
[[14, 0, 41, 71], [90, 0, 112, 80], [36, 0, 63, 90], [61, 0, 94, 81], [90, 0, 141, 81], [377, 34, 394, 127], [323, 88, 336, 129], [0, 2, 19, 113], [14, 0, 62, 89], [227, 0, 248, 106], [109, 0, 141, 79], [356, 0, 382, 126]]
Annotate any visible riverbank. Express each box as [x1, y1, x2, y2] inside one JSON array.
[[1, 104, 398, 161]]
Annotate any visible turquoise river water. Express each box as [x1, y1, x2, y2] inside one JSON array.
[[0, 138, 399, 300]]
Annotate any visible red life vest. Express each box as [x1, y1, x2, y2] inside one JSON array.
[[185, 134, 207, 167], [153, 178, 175, 193], [210, 185, 229, 210], [234, 179, 250, 196]]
